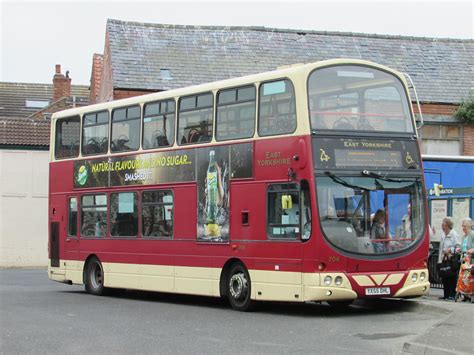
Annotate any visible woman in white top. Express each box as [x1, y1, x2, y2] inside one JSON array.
[[438, 217, 461, 300]]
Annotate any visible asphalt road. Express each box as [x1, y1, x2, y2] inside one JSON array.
[[0, 269, 470, 354]]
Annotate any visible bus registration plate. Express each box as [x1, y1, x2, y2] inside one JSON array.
[[365, 287, 390, 296]]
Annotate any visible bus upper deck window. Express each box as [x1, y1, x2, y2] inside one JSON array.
[[82, 111, 109, 156], [143, 100, 175, 149], [308, 65, 413, 133], [55, 116, 80, 159], [177, 93, 213, 145], [258, 79, 296, 137], [111, 105, 141, 153], [216, 85, 256, 141]]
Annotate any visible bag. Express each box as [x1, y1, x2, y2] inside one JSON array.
[[437, 257, 457, 278]]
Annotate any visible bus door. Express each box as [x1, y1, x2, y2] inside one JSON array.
[[385, 189, 412, 257], [65, 196, 80, 268], [49, 199, 62, 268]]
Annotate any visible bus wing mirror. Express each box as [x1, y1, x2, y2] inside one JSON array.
[[434, 183, 443, 197], [281, 195, 293, 210]]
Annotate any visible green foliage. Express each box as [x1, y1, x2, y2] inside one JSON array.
[[454, 96, 474, 124]]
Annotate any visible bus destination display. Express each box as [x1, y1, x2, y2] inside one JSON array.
[[334, 149, 403, 168], [313, 137, 420, 170]]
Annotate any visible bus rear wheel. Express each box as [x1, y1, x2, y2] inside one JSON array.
[[227, 263, 255, 311], [85, 257, 106, 296]]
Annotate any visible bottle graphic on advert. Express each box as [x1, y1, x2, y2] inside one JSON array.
[[206, 150, 220, 237]]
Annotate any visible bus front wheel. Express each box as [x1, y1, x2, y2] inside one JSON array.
[[85, 257, 106, 296], [227, 263, 255, 311]]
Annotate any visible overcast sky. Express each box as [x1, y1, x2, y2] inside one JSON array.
[[1, 0, 472, 85]]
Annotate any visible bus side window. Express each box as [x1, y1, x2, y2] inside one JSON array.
[[142, 190, 174, 238], [55, 116, 80, 159], [110, 192, 138, 237], [267, 183, 299, 239], [216, 85, 256, 141], [143, 100, 175, 149], [300, 180, 312, 241], [68, 197, 78, 237], [177, 93, 213, 145], [82, 111, 109, 156], [81, 194, 107, 237], [111, 105, 141, 153], [258, 79, 296, 136]]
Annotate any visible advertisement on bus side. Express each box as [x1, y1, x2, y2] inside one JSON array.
[[72, 143, 253, 243]]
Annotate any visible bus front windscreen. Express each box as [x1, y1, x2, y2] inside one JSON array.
[[308, 65, 414, 133], [316, 175, 425, 255]]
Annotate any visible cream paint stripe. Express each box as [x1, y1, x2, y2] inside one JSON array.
[[352, 275, 375, 287], [57, 260, 434, 302], [384, 273, 405, 285], [371, 274, 388, 286], [104, 263, 220, 279]]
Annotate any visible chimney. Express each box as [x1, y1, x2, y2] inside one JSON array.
[[90, 54, 104, 104], [53, 64, 71, 101]]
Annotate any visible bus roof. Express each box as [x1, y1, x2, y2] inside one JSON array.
[[51, 58, 407, 121]]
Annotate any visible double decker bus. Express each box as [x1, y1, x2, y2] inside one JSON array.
[[48, 59, 429, 311]]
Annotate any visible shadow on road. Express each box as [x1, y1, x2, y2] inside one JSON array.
[[58, 287, 427, 317]]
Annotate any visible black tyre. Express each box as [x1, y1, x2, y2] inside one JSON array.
[[84, 257, 106, 296], [227, 263, 255, 311]]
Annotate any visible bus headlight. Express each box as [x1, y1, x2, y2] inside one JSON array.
[[324, 276, 332, 285], [411, 273, 418, 283], [420, 272, 426, 282], [335, 276, 343, 286]]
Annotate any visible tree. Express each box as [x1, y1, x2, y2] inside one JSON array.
[[454, 96, 474, 124]]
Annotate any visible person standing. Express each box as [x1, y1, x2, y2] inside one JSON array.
[[371, 209, 386, 253], [460, 217, 474, 258], [456, 217, 474, 302], [437, 217, 461, 300]]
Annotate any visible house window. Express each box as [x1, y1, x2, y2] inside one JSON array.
[[420, 124, 461, 155], [160, 69, 172, 80], [26, 99, 49, 108]]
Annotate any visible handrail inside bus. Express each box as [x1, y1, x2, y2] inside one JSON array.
[[402, 72, 424, 131]]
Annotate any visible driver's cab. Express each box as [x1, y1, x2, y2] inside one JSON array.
[[266, 180, 312, 241]]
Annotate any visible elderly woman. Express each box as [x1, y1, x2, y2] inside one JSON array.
[[460, 217, 474, 258], [438, 217, 461, 300]]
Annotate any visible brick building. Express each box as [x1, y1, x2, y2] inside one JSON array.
[[91, 19, 473, 156], [0, 66, 89, 267]]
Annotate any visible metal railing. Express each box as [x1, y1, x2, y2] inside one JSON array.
[[428, 248, 443, 288]]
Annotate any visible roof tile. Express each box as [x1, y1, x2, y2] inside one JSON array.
[[107, 19, 474, 104]]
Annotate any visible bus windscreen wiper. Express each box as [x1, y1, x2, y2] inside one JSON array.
[[361, 170, 413, 183], [324, 171, 374, 191]]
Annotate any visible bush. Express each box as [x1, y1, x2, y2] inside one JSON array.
[[454, 97, 474, 124]]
